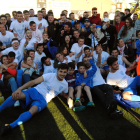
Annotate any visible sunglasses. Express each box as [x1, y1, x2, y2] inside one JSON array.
[[94, 12, 97, 14]]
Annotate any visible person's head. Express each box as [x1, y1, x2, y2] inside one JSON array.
[[43, 32, 49, 41], [136, 30, 140, 39], [107, 57, 119, 70], [5, 13, 11, 21], [26, 49, 35, 60], [55, 52, 64, 62], [84, 47, 90, 57], [48, 14, 54, 23], [0, 23, 6, 34], [65, 35, 70, 44], [125, 9, 130, 16], [125, 17, 133, 28], [77, 62, 85, 73], [111, 48, 119, 58], [115, 15, 121, 24], [82, 57, 91, 68], [36, 43, 44, 54], [78, 36, 85, 46], [96, 44, 102, 54], [1, 55, 8, 65], [8, 51, 15, 63], [25, 30, 32, 39], [84, 19, 90, 28], [12, 11, 17, 19], [92, 7, 97, 16], [41, 8, 46, 17], [73, 30, 80, 39], [37, 10, 43, 20], [57, 63, 68, 81], [115, 10, 120, 15], [23, 10, 29, 20], [17, 11, 23, 22], [102, 17, 110, 27], [57, 46, 68, 56], [103, 12, 108, 18], [69, 13, 75, 20], [23, 55, 33, 66], [0, 15, 7, 25], [30, 21, 36, 31], [120, 12, 125, 17], [11, 38, 19, 50], [64, 22, 71, 32], [68, 62, 75, 75], [83, 11, 89, 18], [41, 56, 51, 66], [133, 13, 138, 21], [117, 38, 125, 48], [60, 14, 66, 22], [61, 10, 68, 17], [29, 9, 35, 17], [74, 20, 80, 30]]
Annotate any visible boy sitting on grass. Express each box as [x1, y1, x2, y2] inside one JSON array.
[[74, 57, 97, 111]]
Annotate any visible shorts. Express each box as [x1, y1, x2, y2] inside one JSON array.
[[102, 65, 109, 71], [69, 86, 76, 89], [21, 88, 47, 113]]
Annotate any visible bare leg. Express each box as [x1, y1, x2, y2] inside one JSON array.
[[75, 86, 82, 99], [84, 86, 93, 102]]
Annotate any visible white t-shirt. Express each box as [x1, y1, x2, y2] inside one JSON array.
[[34, 51, 46, 72], [58, 55, 75, 64], [33, 17, 48, 34], [10, 20, 28, 40], [117, 55, 125, 67], [0, 31, 14, 47], [70, 43, 88, 62], [93, 51, 109, 65], [43, 60, 56, 74], [1, 47, 22, 62], [34, 73, 68, 103], [107, 65, 134, 89]]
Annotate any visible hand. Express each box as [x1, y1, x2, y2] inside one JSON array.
[[69, 53, 73, 57], [25, 36, 30, 41], [123, 55, 128, 57], [38, 23, 42, 29], [14, 33, 17, 37], [81, 83, 86, 87], [136, 2, 139, 8], [44, 45, 47, 48], [0, 64, 7, 70], [35, 63, 38, 69], [54, 21, 58, 24], [84, 57, 91, 61], [12, 89, 22, 100], [61, 30, 64, 36], [59, 20, 64, 25], [64, 57, 68, 61], [33, 41, 38, 47]]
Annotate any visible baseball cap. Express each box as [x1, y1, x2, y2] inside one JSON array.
[[74, 20, 80, 25], [84, 18, 90, 22], [103, 17, 110, 22]]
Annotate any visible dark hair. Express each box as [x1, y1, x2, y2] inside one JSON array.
[[12, 11, 17, 15], [41, 8, 46, 11], [36, 43, 44, 50], [107, 57, 118, 66], [41, 56, 47, 64], [1, 55, 8, 64], [120, 17, 133, 37], [111, 48, 119, 53], [23, 10, 29, 14], [77, 62, 85, 69], [23, 55, 32, 64], [92, 7, 97, 10], [17, 11, 22, 15], [68, 62, 75, 69], [78, 36, 85, 41], [26, 49, 35, 56], [57, 63, 68, 71], [8, 51, 15, 58], [69, 12, 74, 17], [60, 13, 66, 17], [117, 38, 123, 44], [11, 38, 19, 42], [57, 46, 68, 56], [30, 21, 36, 26], [0, 15, 7, 20], [65, 22, 72, 28], [38, 10, 43, 14], [5, 13, 10, 16], [73, 29, 80, 33], [0, 41, 3, 46], [136, 30, 140, 36], [134, 13, 138, 16], [84, 47, 90, 51], [29, 9, 34, 11], [125, 9, 130, 13]]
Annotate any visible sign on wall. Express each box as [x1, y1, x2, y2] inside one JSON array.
[[37, 0, 46, 8]]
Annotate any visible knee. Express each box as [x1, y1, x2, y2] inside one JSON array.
[[29, 105, 38, 115], [9, 77, 16, 82], [24, 71, 29, 74], [69, 87, 74, 92]]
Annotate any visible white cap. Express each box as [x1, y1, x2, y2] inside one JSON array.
[[103, 17, 110, 22]]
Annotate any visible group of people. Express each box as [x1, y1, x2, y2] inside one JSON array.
[[0, 2, 140, 135]]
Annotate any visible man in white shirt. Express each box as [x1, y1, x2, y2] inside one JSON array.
[[0, 63, 68, 134], [0, 24, 14, 48], [11, 11, 17, 22], [107, 57, 140, 101], [30, 21, 43, 43], [9, 11, 28, 41]]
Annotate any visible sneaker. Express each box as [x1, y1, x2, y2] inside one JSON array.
[[73, 105, 86, 112], [1, 124, 11, 135], [74, 99, 82, 107], [107, 101, 117, 115], [87, 102, 95, 107], [110, 109, 123, 119], [67, 97, 73, 109], [14, 100, 20, 107]]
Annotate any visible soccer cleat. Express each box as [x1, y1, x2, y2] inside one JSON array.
[[73, 105, 86, 112], [110, 109, 123, 119], [67, 97, 73, 109], [74, 99, 82, 107], [87, 102, 95, 107], [1, 124, 11, 135], [14, 100, 20, 107], [107, 101, 117, 115]]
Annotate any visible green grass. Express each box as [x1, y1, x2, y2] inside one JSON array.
[[0, 92, 140, 140]]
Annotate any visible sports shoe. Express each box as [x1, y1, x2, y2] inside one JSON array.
[[107, 101, 117, 115], [110, 109, 123, 119], [73, 105, 86, 112], [14, 100, 20, 107], [87, 102, 95, 107], [74, 99, 82, 107], [67, 97, 73, 109], [1, 124, 11, 135]]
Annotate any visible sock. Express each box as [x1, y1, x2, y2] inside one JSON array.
[[76, 98, 80, 100], [131, 95, 140, 101], [0, 96, 16, 112], [9, 111, 32, 129]]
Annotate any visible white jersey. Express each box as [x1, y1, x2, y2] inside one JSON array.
[[107, 65, 134, 89], [35, 73, 68, 103], [117, 55, 125, 67], [34, 51, 46, 72], [43, 60, 56, 74], [10, 20, 28, 40], [0, 31, 14, 47]]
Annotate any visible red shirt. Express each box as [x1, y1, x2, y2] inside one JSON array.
[[89, 14, 101, 25], [115, 21, 125, 34]]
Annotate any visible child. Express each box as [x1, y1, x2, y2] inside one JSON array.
[[74, 58, 97, 111], [65, 62, 78, 109]]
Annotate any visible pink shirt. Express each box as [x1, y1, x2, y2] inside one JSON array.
[[31, 28, 43, 43]]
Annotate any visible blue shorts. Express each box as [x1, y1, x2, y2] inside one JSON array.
[[21, 88, 47, 113], [124, 75, 140, 95], [102, 65, 109, 71]]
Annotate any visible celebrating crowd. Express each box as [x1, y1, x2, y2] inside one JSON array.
[[0, 2, 140, 135]]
